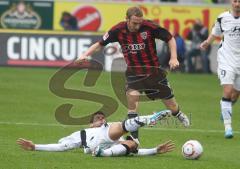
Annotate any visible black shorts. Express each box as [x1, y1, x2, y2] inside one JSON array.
[[125, 71, 174, 100]]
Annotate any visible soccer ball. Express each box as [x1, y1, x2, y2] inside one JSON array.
[[182, 140, 203, 160]]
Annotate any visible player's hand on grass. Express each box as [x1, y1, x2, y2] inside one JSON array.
[[156, 140, 175, 154], [17, 138, 35, 151]]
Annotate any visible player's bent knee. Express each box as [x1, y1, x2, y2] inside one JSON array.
[[231, 90, 240, 101], [109, 122, 126, 141]]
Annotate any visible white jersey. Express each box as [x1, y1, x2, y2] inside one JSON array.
[[211, 11, 240, 73], [58, 123, 124, 153]]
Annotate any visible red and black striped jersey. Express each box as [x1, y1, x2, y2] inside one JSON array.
[[99, 20, 172, 75]]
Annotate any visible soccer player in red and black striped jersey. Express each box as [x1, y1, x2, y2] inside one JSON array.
[[75, 6, 190, 140]]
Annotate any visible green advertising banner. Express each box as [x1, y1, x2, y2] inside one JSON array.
[[0, 0, 53, 29]]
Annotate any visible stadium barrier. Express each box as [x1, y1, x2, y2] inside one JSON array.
[[0, 29, 104, 67]]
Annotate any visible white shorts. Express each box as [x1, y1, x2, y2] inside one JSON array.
[[217, 68, 240, 91], [85, 123, 123, 152]]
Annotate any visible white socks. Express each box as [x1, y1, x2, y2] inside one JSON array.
[[123, 115, 153, 132], [220, 100, 232, 131]]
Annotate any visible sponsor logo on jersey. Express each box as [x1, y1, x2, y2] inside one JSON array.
[[229, 26, 240, 37], [231, 26, 240, 33], [122, 43, 145, 53], [73, 5, 101, 31], [140, 32, 147, 40]]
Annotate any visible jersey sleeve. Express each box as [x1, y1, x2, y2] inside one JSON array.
[[152, 26, 172, 42], [35, 143, 78, 151], [211, 17, 223, 37], [99, 28, 118, 46]]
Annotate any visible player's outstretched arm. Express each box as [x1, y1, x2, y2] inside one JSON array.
[[136, 140, 175, 156], [74, 42, 103, 64], [17, 138, 35, 151], [156, 140, 175, 154], [93, 139, 175, 157], [17, 138, 77, 152]]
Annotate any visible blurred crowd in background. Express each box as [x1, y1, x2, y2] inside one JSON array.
[[0, 0, 228, 73], [59, 0, 219, 74]]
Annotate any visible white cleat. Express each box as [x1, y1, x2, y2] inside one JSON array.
[[149, 110, 171, 125], [225, 128, 233, 139], [175, 112, 190, 127]]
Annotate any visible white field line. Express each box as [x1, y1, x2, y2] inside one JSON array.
[[143, 127, 240, 134], [1, 121, 240, 134], [0, 121, 69, 127]]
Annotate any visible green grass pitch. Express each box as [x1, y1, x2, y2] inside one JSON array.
[[0, 67, 240, 169]]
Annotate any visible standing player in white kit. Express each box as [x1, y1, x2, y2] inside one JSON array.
[[200, 0, 240, 138]]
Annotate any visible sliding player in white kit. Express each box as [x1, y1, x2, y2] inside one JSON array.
[[17, 111, 175, 157], [200, 0, 240, 138]]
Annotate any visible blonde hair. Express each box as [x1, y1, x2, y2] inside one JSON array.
[[126, 6, 143, 19]]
